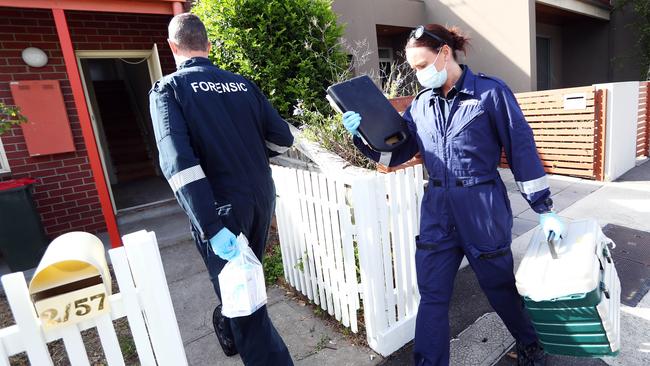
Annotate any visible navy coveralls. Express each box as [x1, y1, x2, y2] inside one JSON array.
[[353, 66, 552, 366], [149, 57, 294, 365]]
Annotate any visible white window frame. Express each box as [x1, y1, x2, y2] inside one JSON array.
[[0, 137, 10, 174]]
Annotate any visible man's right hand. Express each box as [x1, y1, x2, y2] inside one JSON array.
[[342, 111, 361, 137], [209, 228, 239, 261]]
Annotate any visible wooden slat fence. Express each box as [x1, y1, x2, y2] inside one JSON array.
[[637, 81, 649, 157], [0, 231, 187, 366], [273, 164, 425, 356], [507, 86, 607, 180]]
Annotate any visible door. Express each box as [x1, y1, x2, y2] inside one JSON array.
[[77, 47, 167, 213]]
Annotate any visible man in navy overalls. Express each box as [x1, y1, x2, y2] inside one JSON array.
[[150, 13, 293, 365]]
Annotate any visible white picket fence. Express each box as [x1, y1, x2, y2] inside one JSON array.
[[272, 164, 425, 356], [0, 230, 187, 366]]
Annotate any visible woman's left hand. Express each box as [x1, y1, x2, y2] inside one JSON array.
[[539, 212, 564, 240]]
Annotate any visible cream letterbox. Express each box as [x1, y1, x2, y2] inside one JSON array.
[[28, 232, 112, 330]]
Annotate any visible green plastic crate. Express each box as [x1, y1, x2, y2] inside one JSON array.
[[516, 219, 621, 358]]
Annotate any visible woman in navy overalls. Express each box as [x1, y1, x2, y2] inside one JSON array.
[[343, 24, 564, 366]]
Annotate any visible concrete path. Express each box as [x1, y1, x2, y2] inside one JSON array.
[[468, 162, 650, 366], [545, 161, 650, 366]]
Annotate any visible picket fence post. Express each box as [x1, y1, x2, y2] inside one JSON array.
[[351, 174, 389, 348], [1, 273, 53, 365], [120, 230, 188, 366]]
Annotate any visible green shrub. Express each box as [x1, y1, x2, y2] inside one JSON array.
[[263, 240, 285, 285], [193, 0, 349, 118], [0, 102, 27, 135], [298, 104, 376, 170]]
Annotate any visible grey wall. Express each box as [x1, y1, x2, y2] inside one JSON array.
[[562, 18, 610, 87]]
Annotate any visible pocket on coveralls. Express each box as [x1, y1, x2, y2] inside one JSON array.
[[415, 235, 438, 251], [449, 181, 512, 256]]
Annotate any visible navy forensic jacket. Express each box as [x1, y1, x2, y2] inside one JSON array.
[[149, 57, 293, 240]]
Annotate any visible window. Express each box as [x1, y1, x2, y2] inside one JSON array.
[[347, 54, 355, 76], [0, 137, 10, 174], [378, 47, 394, 88]]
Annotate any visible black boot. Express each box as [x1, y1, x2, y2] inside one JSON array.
[[516, 341, 546, 366], [213, 305, 238, 357]]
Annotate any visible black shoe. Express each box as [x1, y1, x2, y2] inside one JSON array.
[[213, 305, 238, 357], [516, 341, 546, 366]]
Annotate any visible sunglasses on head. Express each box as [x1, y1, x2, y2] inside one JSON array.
[[410, 25, 446, 46]]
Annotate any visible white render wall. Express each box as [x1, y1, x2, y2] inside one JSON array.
[[595, 82, 640, 181]]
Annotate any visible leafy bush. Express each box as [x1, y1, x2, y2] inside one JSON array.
[[0, 102, 27, 135], [193, 0, 349, 118], [193, 1, 417, 170], [297, 103, 376, 170], [263, 240, 285, 285]]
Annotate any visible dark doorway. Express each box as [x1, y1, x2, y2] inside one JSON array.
[[80, 58, 173, 211]]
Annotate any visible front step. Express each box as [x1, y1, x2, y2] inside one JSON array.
[[116, 200, 191, 249], [116, 169, 157, 183], [117, 198, 181, 226]]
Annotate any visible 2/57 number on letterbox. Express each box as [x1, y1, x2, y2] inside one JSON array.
[[33, 282, 110, 330]]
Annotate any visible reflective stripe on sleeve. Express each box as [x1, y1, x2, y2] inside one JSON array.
[[266, 141, 290, 154], [379, 152, 392, 166], [516, 175, 549, 194], [168, 165, 206, 193]]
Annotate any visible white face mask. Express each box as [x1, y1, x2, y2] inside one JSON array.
[[416, 51, 447, 89]]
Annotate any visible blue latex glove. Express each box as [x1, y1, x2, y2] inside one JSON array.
[[342, 111, 361, 137], [209, 228, 239, 261], [540, 212, 564, 240]]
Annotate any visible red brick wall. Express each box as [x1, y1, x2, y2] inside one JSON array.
[[0, 7, 175, 239], [66, 10, 175, 71]]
